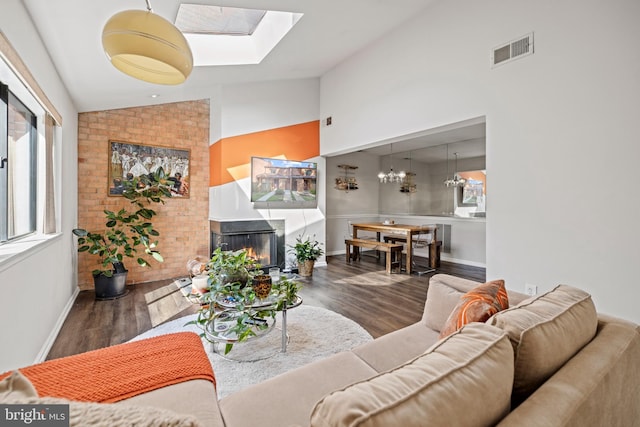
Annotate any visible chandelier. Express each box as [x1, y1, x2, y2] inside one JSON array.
[[377, 144, 406, 183], [444, 147, 466, 187]]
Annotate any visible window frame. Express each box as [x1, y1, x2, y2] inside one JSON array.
[[1, 85, 39, 242], [0, 58, 48, 245]]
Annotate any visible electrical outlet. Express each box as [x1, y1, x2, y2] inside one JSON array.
[[525, 283, 537, 296]]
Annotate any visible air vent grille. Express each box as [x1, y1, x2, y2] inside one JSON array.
[[491, 32, 534, 68]]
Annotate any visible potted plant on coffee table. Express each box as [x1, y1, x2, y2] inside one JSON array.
[[72, 170, 172, 300], [189, 248, 304, 355], [288, 234, 324, 277]]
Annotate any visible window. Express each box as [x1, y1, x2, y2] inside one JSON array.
[[0, 83, 38, 242], [0, 32, 60, 257]]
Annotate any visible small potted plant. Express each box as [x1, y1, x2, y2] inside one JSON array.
[[206, 246, 262, 288], [72, 169, 172, 300], [288, 234, 324, 277]]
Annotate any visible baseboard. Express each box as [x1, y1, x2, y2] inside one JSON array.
[[34, 286, 79, 363], [439, 256, 486, 268]]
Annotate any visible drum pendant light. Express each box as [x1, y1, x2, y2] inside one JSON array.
[[102, 0, 193, 85]]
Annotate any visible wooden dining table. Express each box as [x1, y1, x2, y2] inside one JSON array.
[[351, 222, 437, 275]]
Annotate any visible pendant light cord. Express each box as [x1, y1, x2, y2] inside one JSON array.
[[145, 0, 153, 12]]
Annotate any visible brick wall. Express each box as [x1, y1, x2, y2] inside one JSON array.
[[77, 100, 210, 290]]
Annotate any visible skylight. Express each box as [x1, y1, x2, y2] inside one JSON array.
[[175, 4, 303, 66], [175, 5, 266, 36]]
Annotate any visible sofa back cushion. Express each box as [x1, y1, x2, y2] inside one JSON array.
[[488, 284, 598, 404], [423, 281, 465, 331], [310, 323, 514, 427]]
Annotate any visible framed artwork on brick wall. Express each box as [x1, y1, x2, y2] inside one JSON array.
[[108, 140, 190, 198]]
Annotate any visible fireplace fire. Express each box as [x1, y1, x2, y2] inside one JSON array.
[[210, 220, 285, 270]]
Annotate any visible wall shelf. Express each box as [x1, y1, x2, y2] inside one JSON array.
[[335, 164, 359, 191]]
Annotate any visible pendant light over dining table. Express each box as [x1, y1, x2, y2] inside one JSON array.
[[102, 0, 193, 85], [377, 143, 406, 183]]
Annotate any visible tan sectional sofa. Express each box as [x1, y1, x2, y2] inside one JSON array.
[[218, 274, 640, 426], [2, 274, 639, 426]]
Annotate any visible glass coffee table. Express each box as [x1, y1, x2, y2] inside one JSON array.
[[201, 292, 303, 361]]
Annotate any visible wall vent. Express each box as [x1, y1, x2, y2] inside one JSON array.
[[491, 32, 534, 68]]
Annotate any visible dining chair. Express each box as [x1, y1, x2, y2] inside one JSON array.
[[407, 225, 436, 275]]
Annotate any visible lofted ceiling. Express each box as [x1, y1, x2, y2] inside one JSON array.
[[22, 0, 436, 113]]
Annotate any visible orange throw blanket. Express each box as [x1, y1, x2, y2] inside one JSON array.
[[1, 332, 215, 403]]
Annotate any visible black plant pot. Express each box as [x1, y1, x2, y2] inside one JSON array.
[[93, 270, 128, 300]]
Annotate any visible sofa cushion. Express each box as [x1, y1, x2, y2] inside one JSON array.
[[0, 371, 202, 427], [310, 323, 514, 427], [352, 323, 440, 373], [439, 279, 509, 339], [488, 284, 598, 403], [220, 351, 379, 427], [423, 281, 465, 331]]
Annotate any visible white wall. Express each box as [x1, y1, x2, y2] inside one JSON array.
[[325, 151, 381, 254], [209, 79, 325, 267], [0, 1, 79, 371], [219, 79, 320, 139], [320, 0, 640, 323]]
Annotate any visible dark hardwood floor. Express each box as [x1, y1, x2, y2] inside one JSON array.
[[47, 255, 485, 360]]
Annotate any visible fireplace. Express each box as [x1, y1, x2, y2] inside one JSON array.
[[210, 219, 285, 269]]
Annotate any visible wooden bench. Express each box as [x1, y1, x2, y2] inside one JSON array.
[[383, 234, 442, 269], [345, 238, 403, 273]]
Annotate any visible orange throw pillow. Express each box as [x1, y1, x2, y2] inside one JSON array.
[[439, 280, 509, 339]]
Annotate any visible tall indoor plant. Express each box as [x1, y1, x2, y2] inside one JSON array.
[[72, 170, 172, 299], [288, 234, 324, 277]]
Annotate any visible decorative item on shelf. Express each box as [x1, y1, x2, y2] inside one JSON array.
[[378, 143, 406, 183], [400, 172, 417, 193], [102, 0, 193, 85], [335, 164, 359, 191], [288, 234, 324, 277], [444, 147, 466, 187]]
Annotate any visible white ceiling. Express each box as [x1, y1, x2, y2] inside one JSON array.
[[22, 0, 485, 158], [22, 0, 436, 112]]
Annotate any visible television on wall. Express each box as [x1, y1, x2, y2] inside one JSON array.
[[250, 156, 318, 209]]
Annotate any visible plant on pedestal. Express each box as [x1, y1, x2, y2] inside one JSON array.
[[72, 170, 172, 300]]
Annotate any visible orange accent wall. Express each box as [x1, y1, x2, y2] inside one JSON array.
[[209, 121, 320, 187]]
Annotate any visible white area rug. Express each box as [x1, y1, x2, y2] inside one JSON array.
[[131, 305, 373, 399]]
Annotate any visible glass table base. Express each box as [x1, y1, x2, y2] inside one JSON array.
[[210, 327, 289, 362]]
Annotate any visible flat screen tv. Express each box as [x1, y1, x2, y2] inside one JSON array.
[[250, 157, 318, 209]]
